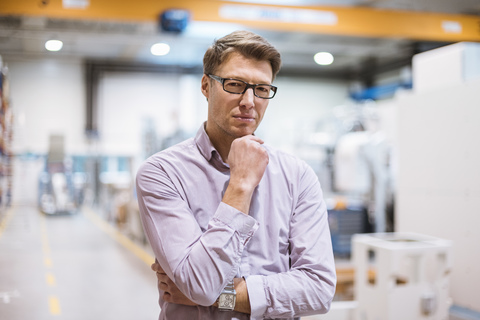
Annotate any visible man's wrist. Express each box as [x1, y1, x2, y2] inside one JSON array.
[[217, 279, 236, 311], [211, 278, 251, 315], [233, 277, 251, 314], [222, 184, 255, 215]]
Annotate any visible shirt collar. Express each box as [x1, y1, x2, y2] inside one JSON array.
[[195, 122, 218, 162]]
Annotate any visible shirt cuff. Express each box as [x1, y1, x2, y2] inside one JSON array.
[[214, 202, 259, 236], [245, 275, 267, 319]]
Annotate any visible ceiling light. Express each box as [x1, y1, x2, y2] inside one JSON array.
[[151, 43, 170, 56], [45, 40, 63, 52], [314, 52, 334, 66]]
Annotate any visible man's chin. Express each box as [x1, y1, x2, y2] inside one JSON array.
[[232, 126, 256, 138]]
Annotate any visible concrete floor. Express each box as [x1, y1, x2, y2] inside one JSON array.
[[0, 204, 159, 320]]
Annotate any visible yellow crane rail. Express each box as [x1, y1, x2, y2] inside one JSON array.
[[1, 0, 479, 42]]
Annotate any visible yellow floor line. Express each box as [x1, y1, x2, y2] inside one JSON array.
[[0, 207, 15, 239], [46, 273, 56, 287], [40, 215, 51, 256], [44, 257, 53, 267], [83, 207, 154, 267], [39, 212, 61, 315], [48, 295, 61, 315]]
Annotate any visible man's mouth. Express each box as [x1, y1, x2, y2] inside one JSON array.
[[233, 115, 254, 121]]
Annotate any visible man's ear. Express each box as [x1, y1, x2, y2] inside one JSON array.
[[201, 74, 209, 100]]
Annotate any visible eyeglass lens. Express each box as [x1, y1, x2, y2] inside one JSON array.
[[223, 79, 275, 99]]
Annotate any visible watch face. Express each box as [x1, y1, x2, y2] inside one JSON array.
[[218, 293, 236, 309]]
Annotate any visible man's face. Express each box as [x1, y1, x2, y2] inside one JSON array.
[[202, 52, 273, 144]]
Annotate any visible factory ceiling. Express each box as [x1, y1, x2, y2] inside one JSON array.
[[0, 0, 479, 81]]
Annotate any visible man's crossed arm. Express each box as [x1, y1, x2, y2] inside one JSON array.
[[152, 262, 251, 314]]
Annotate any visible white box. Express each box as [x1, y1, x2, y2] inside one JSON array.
[[302, 301, 358, 320], [412, 42, 480, 93], [353, 233, 452, 320]]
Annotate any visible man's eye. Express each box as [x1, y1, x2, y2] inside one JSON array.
[[226, 81, 243, 87], [256, 86, 270, 93]]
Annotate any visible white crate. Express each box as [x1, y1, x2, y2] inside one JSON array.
[[352, 233, 452, 320]]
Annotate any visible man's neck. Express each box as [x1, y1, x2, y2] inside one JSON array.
[[205, 127, 234, 163]]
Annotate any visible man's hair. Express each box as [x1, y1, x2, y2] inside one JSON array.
[[203, 30, 282, 80]]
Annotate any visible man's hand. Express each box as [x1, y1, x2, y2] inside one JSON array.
[[151, 262, 198, 306], [224, 135, 269, 214], [228, 135, 269, 190]]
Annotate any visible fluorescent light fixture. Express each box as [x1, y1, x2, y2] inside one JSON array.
[[63, 0, 89, 9], [183, 21, 245, 39], [223, 0, 322, 5], [220, 5, 337, 25], [442, 20, 462, 33], [314, 52, 334, 65], [151, 43, 171, 56], [45, 40, 63, 52]]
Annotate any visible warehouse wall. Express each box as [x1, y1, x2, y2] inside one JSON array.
[[8, 57, 87, 155], [97, 72, 205, 157], [6, 56, 350, 159]]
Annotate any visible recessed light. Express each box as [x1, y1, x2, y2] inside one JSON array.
[[45, 40, 63, 52], [151, 43, 171, 56], [314, 52, 334, 66]]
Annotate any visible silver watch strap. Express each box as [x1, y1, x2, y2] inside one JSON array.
[[224, 279, 235, 291]]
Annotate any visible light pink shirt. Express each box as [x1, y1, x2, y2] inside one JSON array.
[[136, 123, 336, 320]]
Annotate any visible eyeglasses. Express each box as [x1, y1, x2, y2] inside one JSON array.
[[208, 74, 277, 99]]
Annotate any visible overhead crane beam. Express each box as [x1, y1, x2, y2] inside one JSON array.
[[1, 0, 479, 42]]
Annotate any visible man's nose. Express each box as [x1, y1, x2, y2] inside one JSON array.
[[240, 87, 255, 108]]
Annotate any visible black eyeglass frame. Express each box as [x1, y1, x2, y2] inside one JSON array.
[[208, 74, 277, 99]]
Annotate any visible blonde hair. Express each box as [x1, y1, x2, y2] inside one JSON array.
[[203, 30, 282, 80]]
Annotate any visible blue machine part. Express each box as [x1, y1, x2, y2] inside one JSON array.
[[160, 9, 190, 32], [350, 81, 412, 101], [328, 207, 372, 256]]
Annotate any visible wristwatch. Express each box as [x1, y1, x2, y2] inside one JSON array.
[[217, 279, 236, 311]]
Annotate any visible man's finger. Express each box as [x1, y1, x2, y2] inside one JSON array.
[[157, 273, 169, 283], [151, 261, 165, 273], [241, 134, 264, 145], [158, 281, 168, 291]]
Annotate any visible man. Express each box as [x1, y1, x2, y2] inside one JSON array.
[[136, 30, 336, 320]]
